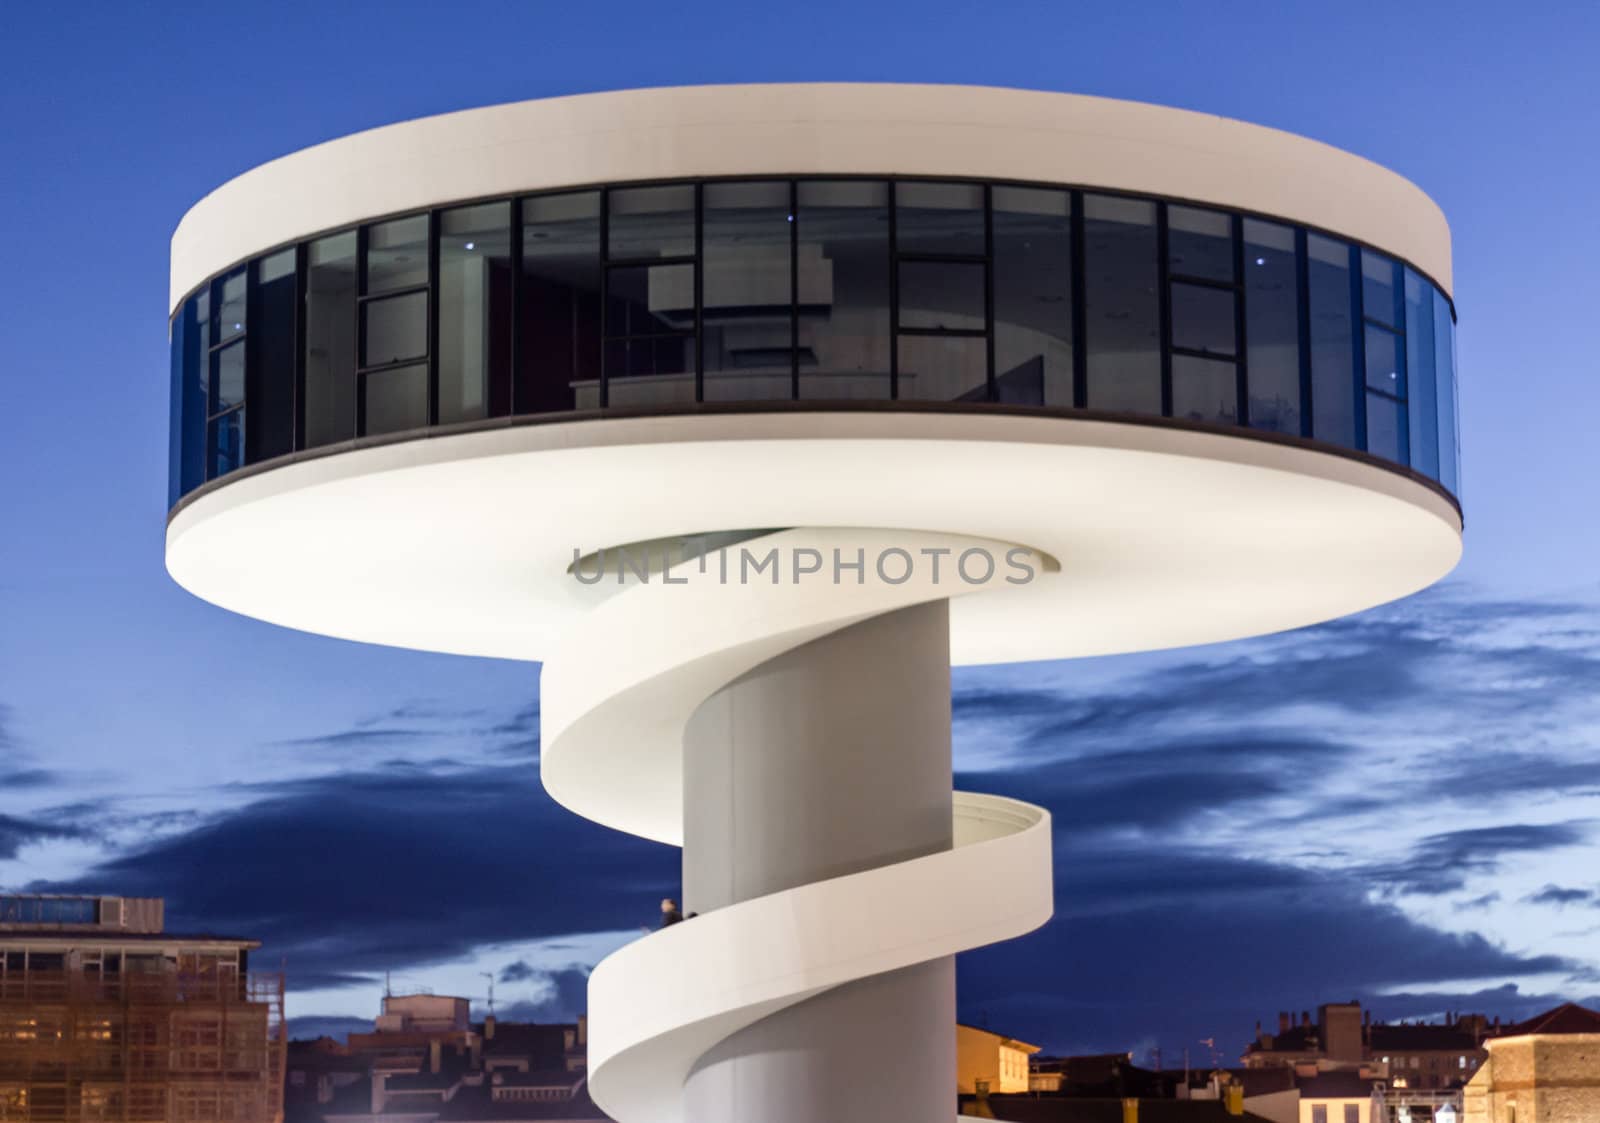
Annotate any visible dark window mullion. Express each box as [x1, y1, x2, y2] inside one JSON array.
[[1231, 213, 1249, 426], [789, 180, 799, 401], [507, 194, 523, 417], [605, 254, 698, 268], [895, 251, 989, 265], [292, 242, 307, 452], [888, 182, 899, 400], [1071, 190, 1087, 409], [983, 183, 996, 402], [426, 209, 440, 427], [355, 224, 369, 435], [1157, 202, 1173, 417], [355, 283, 430, 304], [1348, 242, 1368, 451], [1170, 344, 1238, 362], [1294, 227, 1312, 439], [693, 184, 704, 403], [1168, 273, 1241, 292], [897, 327, 988, 339], [598, 189, 609, 408]]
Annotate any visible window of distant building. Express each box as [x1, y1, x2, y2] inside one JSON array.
[[1344, 1106, 1359, 1123], [1312, 1106, 1328, 1123]]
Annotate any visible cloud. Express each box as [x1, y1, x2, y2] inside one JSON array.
[[1362, 823, 1591, 896], [0, 813, 85, 861], [1522, 884, 1595, 907], [500, 960, 538, 983], [36, 763, 674, 992]]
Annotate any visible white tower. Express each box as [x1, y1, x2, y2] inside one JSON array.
[[165, 85, 1462, 1123]]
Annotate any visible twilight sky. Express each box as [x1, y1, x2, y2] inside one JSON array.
[[3, 0, 1599, 1061]]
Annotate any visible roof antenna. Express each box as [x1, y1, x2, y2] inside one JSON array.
[[481, 971, 496, 1015]]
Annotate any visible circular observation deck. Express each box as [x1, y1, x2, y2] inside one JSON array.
[[165, 83, 1462, 664]]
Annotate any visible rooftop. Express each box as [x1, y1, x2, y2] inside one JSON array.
[[962, 1096, 1274, 1123], [1497, 1002, 1600, 1038]]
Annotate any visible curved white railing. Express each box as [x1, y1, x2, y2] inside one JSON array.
[[540, 528, 1055, 1123]]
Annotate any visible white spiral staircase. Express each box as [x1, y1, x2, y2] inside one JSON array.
[[540, 527, 1057, 1123]]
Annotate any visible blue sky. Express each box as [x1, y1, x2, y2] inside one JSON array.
[[3, 0, 1599, 1059]]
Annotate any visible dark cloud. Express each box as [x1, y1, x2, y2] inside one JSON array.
[[500, 960, 538, 983], [1361, 823, 1591, 896], [495, 969, 590, 1023], [38, 764, 674, 992], [957, 843, 1576, 1057], [0, 813, 84, 860], [1523, 885, 1595, 907]]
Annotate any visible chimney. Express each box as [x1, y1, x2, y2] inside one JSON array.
[[370, 1072, 387, 1115], [1302, 1011, 1312, 1028], [1364, 1010, 1371, 1026], [578, 1014, 588, 1046], [430, 1039, 442, 1075], [1224, 1085, 1244, 1116], [1279, 1012, 1290, 1034], [485, 1014, 496, 1040], [1121, 1098, 1139, 1123]]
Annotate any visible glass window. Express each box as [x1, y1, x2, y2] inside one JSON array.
[[216, 270, 247, 342], [362, 290, 427, 367], [1171, 282, 1236, 357], [251, 249, 296, 464], [1404, 270, 1439, 479], [363, 363, 428, 436], [1366, 391, 1407, 464], [1362, 249, 1401, 329], [608, 185, 694, 259], [1344, 1106, 1359, 1123], [304, 232, 358, 447], [1312, 1106, 1328, 1123], [1168, 206, 1233, 282], [212, 339, 245, 413], [1435, 289, 1459, 495], [603, 337, 696, 407], [1364, 323, 1404, 396], [606, 264, 693, 336], [897, 334, 987, 402], [899, 260, 985, 330], [1083, 194, 1160, 414], [703, 181, 793, 401], [796, 180, 890, 400], [208, 407, 245, 479], [1307, 234, 1357, 448], [1172, 353, 1237, 424], [169, 293, 208, 504], [365, 215, 429, 292], [992, 186, 1071, 407], [1243, 219, 1301, 435], [438, 202, 512, 424], [519, 191, 601, 412], [895, 181, 984, 255]]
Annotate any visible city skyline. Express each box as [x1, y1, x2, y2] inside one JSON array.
[[3, 0, 1600, 1065]]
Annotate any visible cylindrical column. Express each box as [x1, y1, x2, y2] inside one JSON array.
[[681, 599, 955, 1123]]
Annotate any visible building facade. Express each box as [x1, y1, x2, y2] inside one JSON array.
[[165, 84, 1464, 1123], [1245, 1004, 1487, 1090], [1463, 1003, 1600, 1123], [958, 1024, 1041, 1095], [0, 895, 284, 1123]]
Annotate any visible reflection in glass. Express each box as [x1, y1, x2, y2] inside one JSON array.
[[366, 215, 429, 292], [607, 264, 693, 336], [252, 249, 296, 463], [1171, 282, 1236, 357], [363, 363, 428, 435], [1168, 206, 1233, 282], [362, 290, 427, 367], [208, 408, 244, 479], [1435, 289, 1459, 495], [895, 181, 984, 255], [1243, 219, 1300, 435], [213, 340, 245, 412], [703, 182, 792, 401], [899, 261, 985, 330], [1307, 234, 1356, 448], [1364, 323, 1404, 396], [519, 192, 600, 412], [304, 232, 358, 448], [1084, 194, 1159, 413], [1172, 353, 1237, 424], [438, 202, 511, 424], [1405, 269, 1439, 479], [1361, 249, 1401, 328], [992, 187, 1071, 407], [796, 181, 890, 400], [1365, 392, 1407, 464], [169, 293, 208, 503], [897, 334, 987, 402], [609, 185, 694, 259], [603, 337, 696, 407], [216, 270, 247, 341]]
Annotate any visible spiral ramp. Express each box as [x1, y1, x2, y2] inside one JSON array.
[[540, 527, 1056, 1123]]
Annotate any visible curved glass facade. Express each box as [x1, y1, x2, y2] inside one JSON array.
[[169, 178, 1460, 507]]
